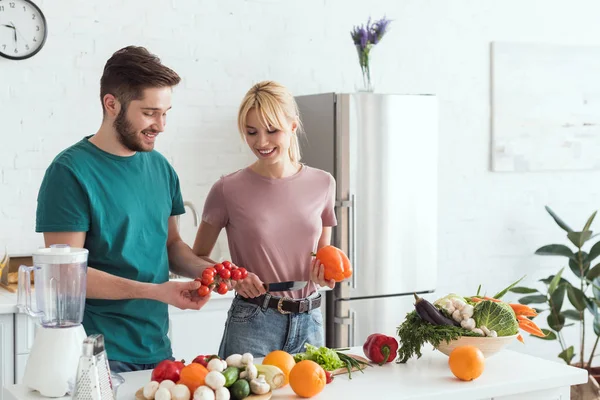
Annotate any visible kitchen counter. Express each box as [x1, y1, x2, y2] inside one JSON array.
[[0, 291, 19, 314], [3, 346, 588, 400], [0, 285, 236, 315]]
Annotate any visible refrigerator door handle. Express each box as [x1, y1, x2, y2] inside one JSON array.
[[333, 308, 356, 347], [336, 194, 357, 289], [349, 194, 356, 288]]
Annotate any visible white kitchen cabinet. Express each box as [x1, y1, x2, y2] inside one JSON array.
[[14, 355, 28, 385], [168, 295, 233, 362], [0, 314, 15, 400], [14, 315, 37, 356], [13, 314, 38, 385]]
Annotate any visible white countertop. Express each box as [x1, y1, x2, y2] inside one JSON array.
[[4, 346, 588, 400], [0, 285, 237, 316], [0, 291, 19, 314]]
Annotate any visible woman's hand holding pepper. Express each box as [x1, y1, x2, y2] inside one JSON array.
[[234, 272, 267, 298], [310, 258, 335, 289]]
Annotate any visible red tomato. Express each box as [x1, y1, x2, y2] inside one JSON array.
[[222, 261, 231, 268], [200, 276, 214, 286], [202, 269, 214, 280], [217, 282, 228, 295], [197, 285, 210, 297], [238, 268, 248, 279], [219, 269, 231, 280], [214, 263, 225, 273], [223, 262, 233, 271], [230, 269, 243, 281]]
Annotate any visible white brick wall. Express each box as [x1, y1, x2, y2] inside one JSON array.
[[3, 0, 600, 363]]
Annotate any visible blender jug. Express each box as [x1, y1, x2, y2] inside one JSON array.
[[18, 244, 89, 326], [17, 244, 90, 397]]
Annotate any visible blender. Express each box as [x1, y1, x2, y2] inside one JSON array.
[[17, 244, 89, 397]]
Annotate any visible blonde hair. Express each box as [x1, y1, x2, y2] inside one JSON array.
[[237, 80, 303, 163]]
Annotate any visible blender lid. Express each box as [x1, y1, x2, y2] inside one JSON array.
[[32, 244, 89, 264]]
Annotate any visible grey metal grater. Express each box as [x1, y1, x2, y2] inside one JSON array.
[[73, 334, 115, 400]]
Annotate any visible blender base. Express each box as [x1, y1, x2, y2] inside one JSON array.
[[22, 325, 87, 398]]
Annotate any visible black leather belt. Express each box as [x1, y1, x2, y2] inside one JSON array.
[[239, 293, 322, 314]]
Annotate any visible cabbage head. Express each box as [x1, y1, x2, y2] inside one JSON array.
[[473, 301, 519, 336]]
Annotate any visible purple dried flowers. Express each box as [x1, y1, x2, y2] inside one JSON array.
[[350, 16, 392, 91]]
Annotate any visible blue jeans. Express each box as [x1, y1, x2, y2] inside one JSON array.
[[218, 294, 324, 359]]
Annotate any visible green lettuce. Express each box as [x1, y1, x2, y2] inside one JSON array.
[[293, 344, 344, 371], [473, 301, 519, 336]]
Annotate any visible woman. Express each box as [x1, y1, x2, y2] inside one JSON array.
[[193, 80, 337, 358]]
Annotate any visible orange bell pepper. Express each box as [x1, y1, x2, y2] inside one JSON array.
[[313, 245, 353, 282]]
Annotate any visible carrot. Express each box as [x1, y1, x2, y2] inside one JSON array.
[[483, 296, 502, 303], [470, 297, 484, 303], [517, 334, 524, 344], [510, 303, 537, 317], [517, 316, 545, 337]]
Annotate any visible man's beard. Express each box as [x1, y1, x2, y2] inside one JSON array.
[[113, 106, 151, 152]]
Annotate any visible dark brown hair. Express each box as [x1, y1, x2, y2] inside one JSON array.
[[100, 46, 181, 113]]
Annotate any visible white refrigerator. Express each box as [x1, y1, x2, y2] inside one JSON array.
[[295, 93, 439, 347]]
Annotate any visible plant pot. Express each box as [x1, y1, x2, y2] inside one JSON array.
[[570, 364, 600, 400]]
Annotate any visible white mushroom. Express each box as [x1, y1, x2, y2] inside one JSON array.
[[240, 363, 258, 381], [249, 376, 270, 395], [471, 328, 484, 336], [155, 388, 172, 400], [460, 318, 476, 330], [460, 304, 474, 319], [225, 354, 243, 368], [242, 353, 254, 366], [214, 387, 230, 400], [170, 384, 190, 400], [452, 309, 463, 322], [207, 358, 225, 372], [452, 299, 466, 311], [481, 326, 491, 336], [143, 381, 160, 400], [205, 371, 226, 390], [159, 380, 176, 391], [489, 330, 498, 337], [193, 386, 215, 400]]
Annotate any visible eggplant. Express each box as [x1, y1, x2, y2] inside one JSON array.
[[413, 293, 460, 327]]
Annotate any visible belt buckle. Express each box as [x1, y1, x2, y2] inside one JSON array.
[[277, 297, 293, 314]]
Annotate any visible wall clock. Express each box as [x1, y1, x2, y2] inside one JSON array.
[[0, 0, 47, 60]]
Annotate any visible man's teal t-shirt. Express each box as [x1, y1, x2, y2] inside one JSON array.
[[35, 136, 185, 364]]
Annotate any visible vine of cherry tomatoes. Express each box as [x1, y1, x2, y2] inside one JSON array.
[[195, 260, 248, 296]]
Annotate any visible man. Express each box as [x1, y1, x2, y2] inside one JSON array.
[[36, 46, 214, 373]]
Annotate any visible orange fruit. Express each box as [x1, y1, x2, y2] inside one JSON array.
[[289, 360, 326, 398], [262, 350, 296, 386], [448, 345, 485, 381], [177, 363, 208, 393]]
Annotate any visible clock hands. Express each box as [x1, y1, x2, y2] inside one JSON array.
[[1, 23, 16, 43], [11, 22, 27, 45]]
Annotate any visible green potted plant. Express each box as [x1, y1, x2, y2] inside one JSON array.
[[512, 206, 600, 397]]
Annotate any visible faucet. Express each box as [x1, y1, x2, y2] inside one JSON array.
[[171, 201, 200, 280], [183, 200, 199, 227]]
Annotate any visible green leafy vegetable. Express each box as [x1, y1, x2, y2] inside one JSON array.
[[293, 343, 344, 371], [396, 311, 482, 363], [473, 301, 519, 336]]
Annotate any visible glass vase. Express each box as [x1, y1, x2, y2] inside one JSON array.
[[355, 44, 374, 92]]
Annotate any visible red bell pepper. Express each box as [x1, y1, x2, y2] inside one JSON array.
[[363, 333, 399, 366], [151, 359, 186, 383]]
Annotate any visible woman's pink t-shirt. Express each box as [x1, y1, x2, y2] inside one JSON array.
[[202, 165, 337, 299]]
